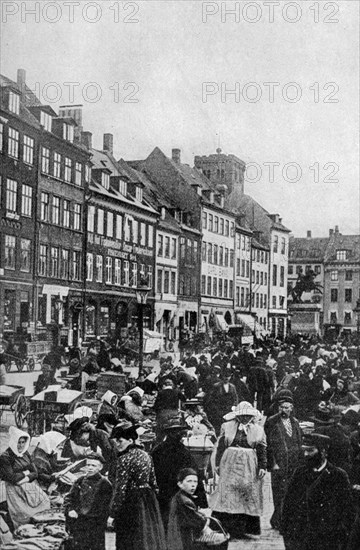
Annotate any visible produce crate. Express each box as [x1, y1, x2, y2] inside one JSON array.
[[96, 371, 126, 399]]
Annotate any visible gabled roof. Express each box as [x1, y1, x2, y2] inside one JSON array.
[[229, 194, 290, 246], [0, 74, 41, 129], [90, 149, 157, 215]]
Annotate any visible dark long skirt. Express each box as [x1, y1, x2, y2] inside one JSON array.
[[114, 488, 166, 550], [212, 511, 260, 539]]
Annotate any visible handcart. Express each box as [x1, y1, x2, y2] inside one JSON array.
[[3, 340, 52, 373], [183, 434, 215, 491], [0, 385, 27, 428], [27, 385, 83, 436]]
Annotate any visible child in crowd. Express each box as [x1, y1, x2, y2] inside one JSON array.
[[167, 468, 211, 550], [64, 453, 112, 550]]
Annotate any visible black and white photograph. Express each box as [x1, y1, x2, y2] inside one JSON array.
[[0, 1, 359, 549]]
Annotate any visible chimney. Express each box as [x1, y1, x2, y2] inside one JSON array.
[[329, 228, 334, 237], [103, 133, 113, 155], [17, 69, 26, 95], [335, 225, 339, 234], [172, 148, 181, 164], [161, 206, 166, 220], [81, 131, 92, 150], [307, 230, 312, 238]]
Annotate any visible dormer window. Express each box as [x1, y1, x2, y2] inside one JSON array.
[[336, 250, 348, 261], [9, 91, 20, 115], [102, 172, 110, 190], [40, 111, 52, 132], [136, 186, 143, 202], [119, 179, 127, 196], [63, 123, 74, 143]]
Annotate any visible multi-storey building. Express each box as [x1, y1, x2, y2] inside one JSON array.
[[288, 230, 328, 333], [251, 235, 270, 336], [236, 196, 291, 338], [0, 71, 91, 347], [82, 134, 158, 345], [200, 198, 236, 333], [0, 71, 40, 338], [130, 147, 202, 341], [233, 223, 252, 330], [323, 227, 360, 339]]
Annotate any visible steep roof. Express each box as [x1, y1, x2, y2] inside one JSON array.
[[0, 74, 41, 129], [289, 236, 330, 262], [325, 233, 360, 263], [90, 149, 157, 215], [228, 194, 290, 246]]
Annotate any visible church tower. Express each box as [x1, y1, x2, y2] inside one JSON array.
[[194, 148, 246, 197]]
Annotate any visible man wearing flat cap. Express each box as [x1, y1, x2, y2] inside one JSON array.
[[282, 432, 355, 550], [265, 395, 303, 531]]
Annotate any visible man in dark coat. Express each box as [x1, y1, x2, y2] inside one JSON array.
[[203, 367, 238, 435], [265, 396, 303, 531], [282, 433, 355, 550], [151, 417, 208, 529]]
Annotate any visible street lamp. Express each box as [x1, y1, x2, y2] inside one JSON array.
[[135, 278, 150, 379], [353, 298, 360, 361]]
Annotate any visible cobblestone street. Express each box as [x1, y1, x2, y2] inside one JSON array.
[[228, 474, 285, 550]]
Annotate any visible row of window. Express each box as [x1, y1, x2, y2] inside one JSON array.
[[157, 235, 177, 259], [201, 275, 234, 298], [272, 295, 286, 309], [1, 125, 35, 165], [38, 245, 82, 280], [202, 212, 235, 236], [179, 274, 198, 296], [179, 237, 199, 264], [236, 233, 251, 252], [330, 269, 354, 281], [329, 311, 353, 324], [0, 123, 89, 185], [156, 269, 177, 295], [202, 242, 234, 267], [272, 236, 287, 255], [2, 178, 33, 217], [252, 269, 268, 286], [251, 248, 269, 264], [236, 259, 250, 279], [235, 288, 268, 309], [330, 288, 354, 303], [3, 235, 31, 271], [40, 192, 82, 230], [86, 253, 152, 287], [88, 206, 154, 247], [272, 265, 285, 286], [41, 147, 88, 186], [288, 264, 321, 275]]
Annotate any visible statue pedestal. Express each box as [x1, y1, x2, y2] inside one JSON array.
[[289, 303, 321, 335]]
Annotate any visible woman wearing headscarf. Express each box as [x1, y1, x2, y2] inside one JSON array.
[[32, 431, 67, 490], [0, 427, 50, 528], [210, 402, 267, 540], [109, 422, 167, 550]]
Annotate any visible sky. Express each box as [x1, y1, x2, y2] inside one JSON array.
[[1, 0, 359, 237]]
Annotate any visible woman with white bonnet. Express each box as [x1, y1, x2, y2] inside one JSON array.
[[32, 431, 67, 490], [210, 401, 267, 541], [0, 426, 50, 528]]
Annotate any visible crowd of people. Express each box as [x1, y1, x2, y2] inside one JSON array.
[[1, 333, 360, 550]]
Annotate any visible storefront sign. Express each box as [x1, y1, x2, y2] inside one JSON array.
[[1, 218, 21, 230], [88, 234, 153, 258]]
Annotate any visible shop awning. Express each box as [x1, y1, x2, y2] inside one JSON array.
[[235, 313, 255, 331], [216, 314, 229, 332]]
